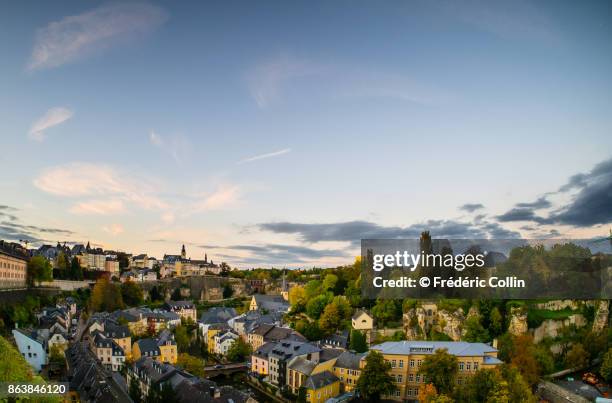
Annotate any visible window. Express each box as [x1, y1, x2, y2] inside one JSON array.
[[474, 362, 479, 371], [416, 374, 420, 383], [395, 389, 401, 397], [417, 360, 422, 367], [409, 359, 415, 368], [466, 363, 471, 371], [391, 360, 396, 368], [459, 362, 464, 371], [399, 359, 404, 368], [408, 374, 414, 382], [396, 375, 403, 383]]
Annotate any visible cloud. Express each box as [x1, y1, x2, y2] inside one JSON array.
[[28, 3, 167, 70], [247, 56, 322, 108], [0, 206, 75, 245], [34, 162, 168, 214], [459, 203, 484, 213], [238, 148, 291, 164], [259, 218, 520, 244], [496, 157, 612, 227], [29, 107, 74, 141], [515, 196, 551, 209], [103, 223, 124, 236], [191, 185, 242, 212], [148, 131, 191, 164], [70, 199, 125, 215]]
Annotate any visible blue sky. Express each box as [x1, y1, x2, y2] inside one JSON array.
[[1, 0, 611, 267]]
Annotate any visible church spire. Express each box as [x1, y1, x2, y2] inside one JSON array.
[[181, 244, 186, 259]]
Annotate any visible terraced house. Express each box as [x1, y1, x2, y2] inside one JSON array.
[[370, 341, 503, 401]]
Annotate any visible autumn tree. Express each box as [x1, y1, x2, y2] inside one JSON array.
[[176, 353, 205, 377], [508, 335, 540, 387], [121, 280, 144, 306], [89, 276, 124, 312], [419, 348, 458, 395], [356, 350, 395, 401], [173, 325, 190, 351], [226, 338, 252, 362], [565, 343, 589, 369], [600, 348, 612, 383]]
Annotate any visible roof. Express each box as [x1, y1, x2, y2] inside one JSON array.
[[352, 309, 372, 320], [371, 341, 498, 357], [0, 240, 29, 261], [103, 323, 130, 339], [335, 351, 365, 370], [252, 294, 290, 312], [304, 371, 339, 390], [483, 355, 503, 365], [136, 338, 161, 355], [253, 342, 277, 358], [287, 356, 316, 375], [166, 300, 195, 309], [269, 340, 321, 361], [199, 307, 237, 324], [319, 347, 345, 362]]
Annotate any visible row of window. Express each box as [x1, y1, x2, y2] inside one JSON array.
[[0, 261, 25, 270], [459, 362, 479, 371], [0, 272, 25, 279], [387, 358, 422, 368]]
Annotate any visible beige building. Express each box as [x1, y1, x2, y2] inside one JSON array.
[[105, 258, 120, 274], [370, 341, 503, 401], [0, 241, 28, 289]]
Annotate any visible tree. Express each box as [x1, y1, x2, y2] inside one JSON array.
[[28, 255, 53, 285], [319, 297, 351, 334], [349, 330, 368, 353], [297, 386, 307, 403], [371, 299, 401, 326], [289, 285, 307, 307], [89, 276, 124, 312], [121, 280, 144, 306], [48, 345, 66, 369], [173, 325, 190, 351], [176, 353, 205, 377], [220, 262, 231, 276], [455, 369, 501, 402], [489, 307, 503, 337], [129, 375, 143, 403], [463, 316, 490, 343], [306, 294, 330, 319], [419, 383, 439, 402], [56, 252, 69, 279], [510, 335, 540, 387], [419, 348, 458, 395], [356, 350, 395, 401], [226, 338, 252, 362], [150, 286, 163, 302], [501, 365, 536, 403], [322, 274, 338, 292], [69, 257, 83, 280], [565, 343, 589, 369], [600, 348, 612, 383]]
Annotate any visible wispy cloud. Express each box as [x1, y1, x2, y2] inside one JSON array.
[[238, 148, 291, 164], [191, 185, 242, 212], [29, 107, 74, 141], [247, 56, 323, 108], [103, 223, 124, 236], [28, 3, 167, 71], [149, 130, 190, 164], [34, 162, 167, 214]]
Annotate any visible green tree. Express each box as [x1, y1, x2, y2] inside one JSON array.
[[121, 280, 144, 306], [222, 283, 233, 299], [600, 348, 612, 383], [489, 307, 503, 337], [28, 255, 53, 285], [501, 365, 536, 403], [371, 299, 401, 326], [356, 350, 395, 401], [322, 274, 338, 292], [419, 348, 458, 395], [297, 386, 307, 403], [69, 257, 83, 280], [129, 375, 143, 403], [173, 325, 190, 351], [306, 294, 331, 319], [89, 276, 124, 312], [176, 353, 205, 377], [226, 338, 252, 362], [349, 330, 368, 353], [463, 316, 490, 343]]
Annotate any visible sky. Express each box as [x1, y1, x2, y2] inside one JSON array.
[[0, 0, 611, 268]]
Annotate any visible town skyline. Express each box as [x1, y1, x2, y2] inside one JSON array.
[[1, 1, 611, 268]]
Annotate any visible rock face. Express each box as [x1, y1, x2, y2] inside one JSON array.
[[402, 306, 465, 341], [593, 300, 610, 333], [533, 314, 587, 343], [437, 309, 465, 341], [534, 300, 596, 311], [508, 307, 528, 336]]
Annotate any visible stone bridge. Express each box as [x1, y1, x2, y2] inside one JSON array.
[[139, 275, 251, 302]]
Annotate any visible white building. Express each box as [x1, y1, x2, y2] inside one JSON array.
[[12, 328, 47, 372], [213, 330, 239, 356]]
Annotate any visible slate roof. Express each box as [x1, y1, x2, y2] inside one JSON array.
[[287, 356, 316, 375], [304, 371, 339, 390], [253, 342, 277, 358], [269, 340, 321, 361], [334, 351, 365, 370], [199, 307, 237, 324], [136, 338, 161, 356], [371, 341, 498, 357]]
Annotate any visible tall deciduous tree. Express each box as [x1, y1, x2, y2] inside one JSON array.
[[356, 350, 395, 401], [226, 338, 252, 362], [27, 255, 53, 285], [349, 330, 368, 353], [419, 349, 458, 395]]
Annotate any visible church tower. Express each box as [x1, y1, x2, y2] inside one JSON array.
[[181, 244, 186, 259]]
